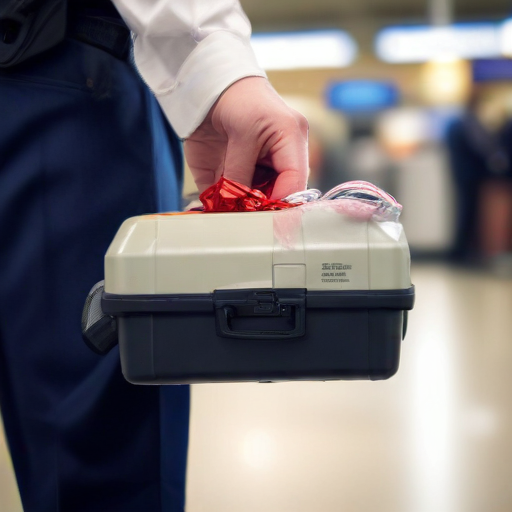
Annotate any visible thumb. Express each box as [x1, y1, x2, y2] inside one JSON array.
[[268, 132, 309, 200]]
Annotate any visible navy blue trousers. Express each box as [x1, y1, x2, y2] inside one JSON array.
[[0, 37, 189, 511]]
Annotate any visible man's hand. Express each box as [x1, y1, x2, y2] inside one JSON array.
[[184, 76, 309, 200]]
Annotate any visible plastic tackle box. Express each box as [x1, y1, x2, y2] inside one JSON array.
[[82, 205, 415, 384]]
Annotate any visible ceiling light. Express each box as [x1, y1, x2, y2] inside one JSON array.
[[375, 23, 502, 64], [251, 30, 357, 70], [501, 18, 512, 57]]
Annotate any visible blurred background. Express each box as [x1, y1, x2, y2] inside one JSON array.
[[2, 0, 512, 510]]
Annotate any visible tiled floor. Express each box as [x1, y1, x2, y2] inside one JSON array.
[[2, 263, 512, 511]]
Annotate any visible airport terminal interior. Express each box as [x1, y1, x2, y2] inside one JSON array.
[[2, 0, 512, 510]]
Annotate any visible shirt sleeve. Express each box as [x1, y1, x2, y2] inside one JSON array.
[[110, 0, 267, 138]]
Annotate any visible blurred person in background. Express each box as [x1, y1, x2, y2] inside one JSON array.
[[0, 1, 308, 511], [446, 85, 512, 266]]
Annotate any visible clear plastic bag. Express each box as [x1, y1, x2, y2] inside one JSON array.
[[284, 180, 402, 222]]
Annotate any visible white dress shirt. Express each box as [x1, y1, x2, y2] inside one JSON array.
[[111, 0, 267, 139]]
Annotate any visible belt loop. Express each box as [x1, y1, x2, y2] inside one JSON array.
[[69, 15, 131, 60]]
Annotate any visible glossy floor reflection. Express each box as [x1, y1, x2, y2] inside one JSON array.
[[0, 417, 21, 511], [186, 263, 512, 512], [1, 263, 512, 511]]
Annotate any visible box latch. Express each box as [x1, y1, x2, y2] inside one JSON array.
[[213, 289, 306, 340]]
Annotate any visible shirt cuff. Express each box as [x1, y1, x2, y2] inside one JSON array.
[[153, 31, 267, 139]]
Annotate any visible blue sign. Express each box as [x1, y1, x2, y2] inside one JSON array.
[[472, 59, 512, 82], [326, 81, 399, 113]]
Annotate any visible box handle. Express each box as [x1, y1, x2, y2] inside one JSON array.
[[214, 289, 306, 340], [81, 281, 118, 355]]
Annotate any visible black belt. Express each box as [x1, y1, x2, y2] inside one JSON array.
[[68, 15, 131, 60]]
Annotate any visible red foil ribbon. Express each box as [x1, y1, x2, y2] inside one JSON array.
[[199, 176, 300, 212]]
